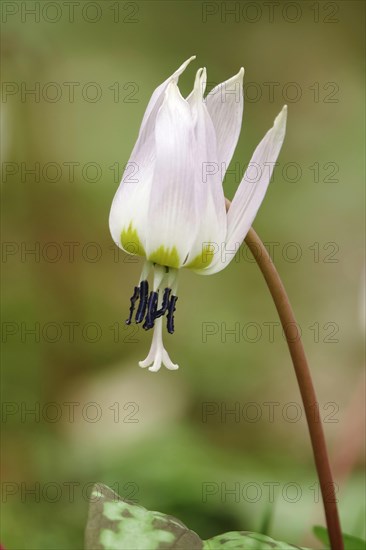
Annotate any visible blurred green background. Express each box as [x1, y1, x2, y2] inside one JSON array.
[[1, 1, 365, 548]]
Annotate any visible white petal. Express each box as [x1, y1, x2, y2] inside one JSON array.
[[109, 155, 153, 256], [205, 68, 244, 172], [145, 82, 200, 268], [185, 68, 227, 271], [109, 57, 196, 255], [133, 56, 196, 160], [186, 66, 207, 105], [202, 105, 287, 275]]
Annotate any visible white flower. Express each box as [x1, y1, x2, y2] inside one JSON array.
[[109, 56, 287, 372]]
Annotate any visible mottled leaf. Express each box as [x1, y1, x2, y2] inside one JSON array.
[[85, 484, 202, 549], [85, 483, 310, 550], [204, 531, 307, 549], [313, 525, 366, 550]]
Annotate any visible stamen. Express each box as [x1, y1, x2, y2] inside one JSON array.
[[154, 288, 171, 319], [167, 267, 179, 296], [137, 265, 180, 370], [153, 264, 166, 291], [139, 261, 152, 283], [125, 285, 140, 325], [167, 295, 178, 334], [143, 291, 158, 330], [135, 280, 149, 323], [140, 264, 168, 330]]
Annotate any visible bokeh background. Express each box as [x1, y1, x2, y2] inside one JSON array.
[[1, 1, 365, 548]]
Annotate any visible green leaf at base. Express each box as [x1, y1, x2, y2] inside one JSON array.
[[85, 484, 202, 549], [203, 532, 306, 549], [85, 484, 309, 550]]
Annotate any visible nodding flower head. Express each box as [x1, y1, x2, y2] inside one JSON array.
[[109, 56, 287, 372]]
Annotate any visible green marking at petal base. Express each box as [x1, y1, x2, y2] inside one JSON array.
[[186, 243, 214, 270], [121, 223, 145, 257], [148, 246, 180, 268]]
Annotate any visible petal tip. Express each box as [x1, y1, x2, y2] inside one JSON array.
[[191, 67, 206, 97], [183, 55, 196, 68], [173, 56, 197, 82], [274, 104, 288, 126], [225, 67, 245, 86], [234, 67, 245, 81]]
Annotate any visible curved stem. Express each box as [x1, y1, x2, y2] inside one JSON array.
[[244, 227, 343, 550]]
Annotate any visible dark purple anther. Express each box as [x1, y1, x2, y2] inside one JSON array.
[[143, 291, 158, 330], [125, 286, 140, 325], [154, 288, 171, 319], [167, 295, 178, 334], [135, 280, 149, 323]]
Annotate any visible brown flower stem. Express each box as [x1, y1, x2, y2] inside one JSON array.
[[244, 226, 343, 550]]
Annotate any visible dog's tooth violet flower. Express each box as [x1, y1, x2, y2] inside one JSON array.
[[109, 56, 287, 372]]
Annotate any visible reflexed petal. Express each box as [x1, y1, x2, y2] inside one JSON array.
[[133, 55, 196, 160], [202, 105, 287, 275], [185, 68, 227, 271], [186, 66, 207, 105], [205, 68, 244, 173], [145, 82, 200, 268], [109, 57, 196, 256]]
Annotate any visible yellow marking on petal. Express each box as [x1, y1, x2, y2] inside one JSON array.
[[148, 246, 180, 269], [186, 243, 214, 270], [120, 223, 145, 257]]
